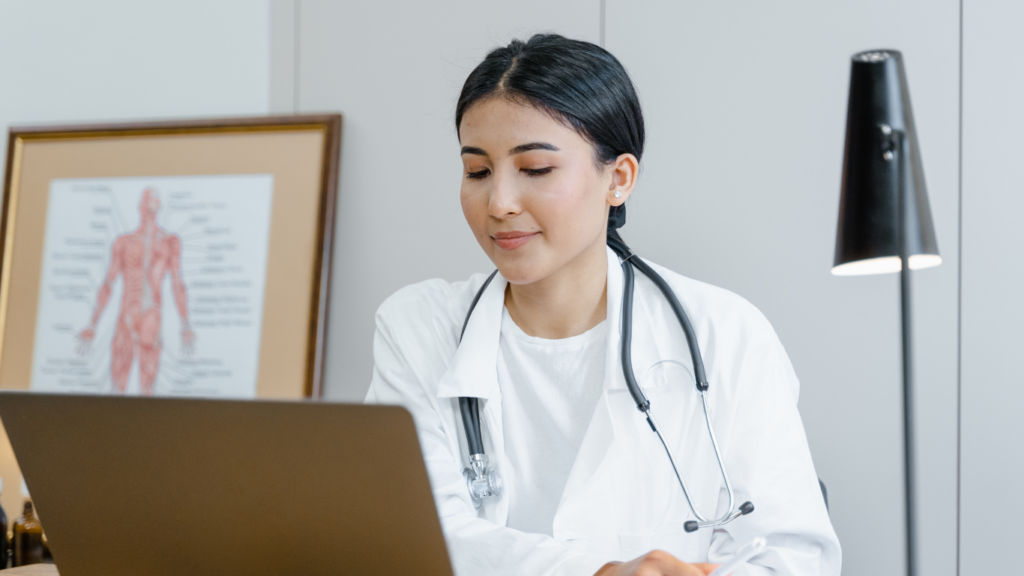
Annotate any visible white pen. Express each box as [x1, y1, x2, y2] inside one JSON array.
[[707, 537, 767, 576]]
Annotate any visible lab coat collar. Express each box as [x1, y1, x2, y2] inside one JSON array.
[[436, 246, 629, 400], [435, 270, 509, 401], [603, 245, 628, 392]]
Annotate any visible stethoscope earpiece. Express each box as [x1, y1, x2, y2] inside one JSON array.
[[684, 501, 755, 533]]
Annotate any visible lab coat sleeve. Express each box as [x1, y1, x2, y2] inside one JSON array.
[[365, 287, 610, 576], [707, 313, 842, 576]]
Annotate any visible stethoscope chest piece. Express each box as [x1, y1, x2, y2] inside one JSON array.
[[463, 453, 503, 509]]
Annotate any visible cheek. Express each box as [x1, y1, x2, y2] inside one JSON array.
[[532, 171, 606, 241], [460, 184, 489, 237]]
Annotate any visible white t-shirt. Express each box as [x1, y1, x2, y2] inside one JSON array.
[[496, 307, 607, 536]]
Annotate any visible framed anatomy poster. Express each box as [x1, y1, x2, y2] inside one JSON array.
[[0, 115, 341, 400]]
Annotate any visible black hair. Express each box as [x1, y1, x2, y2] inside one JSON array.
[[455, 34, 644, 231]]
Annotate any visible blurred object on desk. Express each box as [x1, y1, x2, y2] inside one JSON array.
[[0, 479, 8, 568], [4, 564, 58, 574], [12, 501, 43, 567]]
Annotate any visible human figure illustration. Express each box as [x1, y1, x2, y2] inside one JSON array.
[[78, 188, 194, 395]]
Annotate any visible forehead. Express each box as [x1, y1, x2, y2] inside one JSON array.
[[459, 98, 585, 149]]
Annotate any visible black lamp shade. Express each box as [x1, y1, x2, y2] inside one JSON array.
[[833, 50, 940, 276]]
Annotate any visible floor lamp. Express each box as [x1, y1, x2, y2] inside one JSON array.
[[832, 50, 941, 576]]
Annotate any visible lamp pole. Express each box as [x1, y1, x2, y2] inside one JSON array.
[[884, 123, 917, 576], [837, 50, 939, 576]]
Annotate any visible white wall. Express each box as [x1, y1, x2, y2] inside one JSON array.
[[0, 0, 271, 184], [961, 1, 1024, 573]]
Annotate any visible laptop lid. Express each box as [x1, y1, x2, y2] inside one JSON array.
[[0, 392, 453, 576]]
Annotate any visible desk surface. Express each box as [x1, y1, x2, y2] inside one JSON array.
[[5, 565, 58, 575]]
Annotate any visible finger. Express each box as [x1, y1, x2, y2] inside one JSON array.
[[639, 550, 711, 576], [690, 563, 720, 575]]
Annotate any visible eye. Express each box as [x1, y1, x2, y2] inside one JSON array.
[[521, 167, 554, 177], [466, 169, 490, 180]]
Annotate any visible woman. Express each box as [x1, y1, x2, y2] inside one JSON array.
[[365, 34, 840, 576]]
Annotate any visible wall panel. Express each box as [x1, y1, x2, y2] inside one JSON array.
[[0, 0, 270, 182], [960, 0, 1024, 572]]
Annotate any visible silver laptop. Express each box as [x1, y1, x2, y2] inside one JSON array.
[[0, 392, 453, 576]]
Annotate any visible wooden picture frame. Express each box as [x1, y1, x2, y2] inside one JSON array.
[[0, 115, 341, 400]]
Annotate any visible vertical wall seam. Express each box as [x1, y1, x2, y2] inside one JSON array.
[[294, 0, 301, 113], [956, 0, 964, 575]]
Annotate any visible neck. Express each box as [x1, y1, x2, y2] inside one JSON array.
[[504, 239, 608, 339]]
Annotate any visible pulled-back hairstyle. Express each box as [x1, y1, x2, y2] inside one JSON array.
[[455, 34, 644, 230]]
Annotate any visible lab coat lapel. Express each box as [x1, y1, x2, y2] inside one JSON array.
[[552, 248, 625, 536], [435, 271, 510, 523], [436, 272, 508, 401]]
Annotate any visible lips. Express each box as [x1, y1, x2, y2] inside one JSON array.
[[492, 230, 539, 251]]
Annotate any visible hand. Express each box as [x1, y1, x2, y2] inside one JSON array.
[[594, 550, 719, 576], [76, 326, 96, 356], [181, 328, 196, 357]]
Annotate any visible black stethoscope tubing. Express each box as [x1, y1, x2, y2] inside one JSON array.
[[457, 232, 753, 531], [458, 269, 499, 458]]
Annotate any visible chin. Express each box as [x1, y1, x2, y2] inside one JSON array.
[[492, 252, 551, 285]]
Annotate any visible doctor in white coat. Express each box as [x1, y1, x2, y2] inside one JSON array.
[[366, 34, 841, 576]]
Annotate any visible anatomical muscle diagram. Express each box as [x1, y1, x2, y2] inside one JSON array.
[[31, 175, 274, 398], [77, 188, 194, 395]]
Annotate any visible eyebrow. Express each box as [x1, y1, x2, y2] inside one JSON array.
[[459, 142, 561, 157], [510, 142, 560, 155]]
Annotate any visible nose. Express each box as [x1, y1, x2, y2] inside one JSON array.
[[488, 169, 522, 220]]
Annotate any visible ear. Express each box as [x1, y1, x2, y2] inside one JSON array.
[[606, 153, 639, 207]]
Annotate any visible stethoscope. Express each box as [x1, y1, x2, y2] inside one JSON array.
[[458, 231, 754, 533]]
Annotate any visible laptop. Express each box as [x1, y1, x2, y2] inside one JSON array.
[[0, 392, 454, 576]]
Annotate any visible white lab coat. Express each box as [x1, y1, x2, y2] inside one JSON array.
[[365, 247, 841, 576]]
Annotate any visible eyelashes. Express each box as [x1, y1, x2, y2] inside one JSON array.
[[464, 167, 554, 180], [521, 167, 553, 177]]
